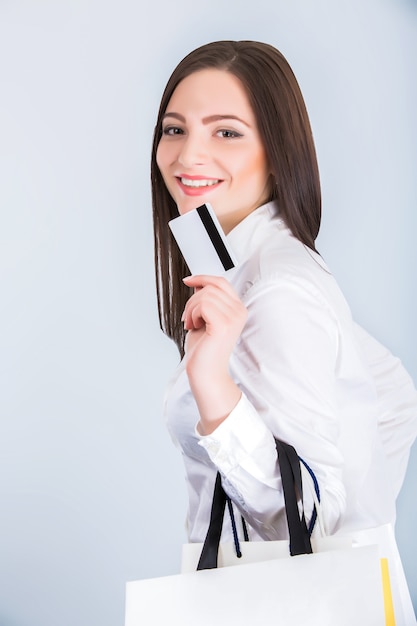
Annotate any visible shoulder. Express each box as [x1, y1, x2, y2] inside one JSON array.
[[232, 226, 348, 318]]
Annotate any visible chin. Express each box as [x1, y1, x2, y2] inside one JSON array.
[[177, 199, 209, 215]]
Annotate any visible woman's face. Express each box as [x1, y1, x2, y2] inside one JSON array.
[[156, 68, 271, 234]]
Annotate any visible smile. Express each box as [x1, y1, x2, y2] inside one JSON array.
[[180, 177, 220, 188]]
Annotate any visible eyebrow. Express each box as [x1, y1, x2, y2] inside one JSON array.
[[162, 112, 251, 127]]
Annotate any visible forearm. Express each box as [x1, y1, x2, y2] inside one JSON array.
[[186, 362, 242, 435], [197, 392, 346, 539]]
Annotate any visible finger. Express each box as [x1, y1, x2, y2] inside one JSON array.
[[184, 290, 247, 333], [183, 275, 241, 301], [182, 284, 239, 328]]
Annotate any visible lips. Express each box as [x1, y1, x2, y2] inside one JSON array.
[[176, 175, 222, 196]]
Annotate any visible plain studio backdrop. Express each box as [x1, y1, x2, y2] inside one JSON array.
[[0, 1, 416, 625]]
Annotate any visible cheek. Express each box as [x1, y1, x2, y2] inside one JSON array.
[[252, 150, 270, 184], [239, 153, 269, 188], [156, 144, 173, 190], [155, 143, 164, 172], [156, 137, 176, 167]]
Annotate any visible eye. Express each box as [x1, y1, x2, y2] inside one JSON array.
[[162, 125, 184, 136], [216, 129, 243, 139]]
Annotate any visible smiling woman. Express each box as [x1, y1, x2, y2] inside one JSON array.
[[156, 69, 271, 233], [149, 40, 417, 624]]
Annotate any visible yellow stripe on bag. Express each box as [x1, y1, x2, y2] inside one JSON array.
[[381, 558, 396, 626]]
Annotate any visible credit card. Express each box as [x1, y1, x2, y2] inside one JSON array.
[[168, 203, 238, 276]]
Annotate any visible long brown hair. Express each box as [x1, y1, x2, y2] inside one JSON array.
[[151, 40, 322, 356]]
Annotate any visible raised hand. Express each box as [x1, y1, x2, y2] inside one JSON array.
[[182, 275, 248, 434]]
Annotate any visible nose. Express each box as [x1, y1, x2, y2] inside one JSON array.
[[177, 132, 208, 168]]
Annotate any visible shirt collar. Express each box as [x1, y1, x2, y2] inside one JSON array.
[[226, 201, 287, 267]]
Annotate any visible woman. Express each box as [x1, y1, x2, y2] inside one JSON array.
[[151, 39, 417, 615]]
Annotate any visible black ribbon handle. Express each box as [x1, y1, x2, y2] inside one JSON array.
[[275, 439, 313, 556], [197, 439, 312, 571]]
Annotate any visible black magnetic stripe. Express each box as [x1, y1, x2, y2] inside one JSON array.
[[196, 204, 235, 271]]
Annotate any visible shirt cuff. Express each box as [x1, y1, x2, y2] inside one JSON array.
[[196, 392, 277, 481]]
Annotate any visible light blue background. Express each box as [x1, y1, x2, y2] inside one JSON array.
[[0, 1, 416, 625]]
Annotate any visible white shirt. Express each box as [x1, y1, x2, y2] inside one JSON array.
[[164, 202, 417, 544]]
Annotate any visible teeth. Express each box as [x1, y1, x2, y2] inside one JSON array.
[[181, 178, 219, 188]]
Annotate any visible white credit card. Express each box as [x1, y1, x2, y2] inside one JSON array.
[[168, 203, 238, 276]]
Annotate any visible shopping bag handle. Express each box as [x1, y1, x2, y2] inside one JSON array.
[[275, 439, 313, 556], [197, 439, 312, 570]]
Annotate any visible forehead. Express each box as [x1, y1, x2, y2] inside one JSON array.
[[166, 68, 255, 118]]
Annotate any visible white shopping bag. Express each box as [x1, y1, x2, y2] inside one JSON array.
[[125, 544, 385, 626], [179, 524, 416, 626], [352, 524, 416, 626], [126, 440, 411, 625], [181, 533, 352, 572]]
